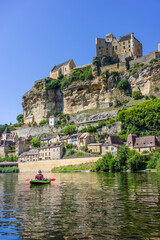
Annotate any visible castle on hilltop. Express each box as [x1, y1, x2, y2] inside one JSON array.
[[96, 33, 142, 64]]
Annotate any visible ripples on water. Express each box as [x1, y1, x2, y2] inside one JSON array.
[[0, 172, 160, 239]]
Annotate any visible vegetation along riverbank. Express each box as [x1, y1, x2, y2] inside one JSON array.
[[52, 145, 160, 172]]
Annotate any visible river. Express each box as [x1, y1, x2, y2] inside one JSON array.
[[0, 172, 160, 239]]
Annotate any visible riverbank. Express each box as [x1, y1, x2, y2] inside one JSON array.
[[18, 157, 99, 172]]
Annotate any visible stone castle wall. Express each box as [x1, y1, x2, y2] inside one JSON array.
[[129, 51, 160, 67]]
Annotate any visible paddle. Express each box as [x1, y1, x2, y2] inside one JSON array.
[[25, 178, 56, 181]]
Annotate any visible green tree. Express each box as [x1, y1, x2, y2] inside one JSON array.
[[117, 78, 130, 91], [30, 138, 41, 148], [132, 90, 143, 100], [62, 125, 76, 135], [115, 145, 130, 170], [16, 114, 24, 123]]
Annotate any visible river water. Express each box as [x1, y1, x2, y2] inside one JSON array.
[[0, 172, 160, 240]]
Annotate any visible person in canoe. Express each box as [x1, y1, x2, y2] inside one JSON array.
[[35, 170, 46, 181]]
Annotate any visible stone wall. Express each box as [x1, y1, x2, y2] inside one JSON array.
[[129, 51, 160, 67], [101, 62, 126, 73], [19, 157, 100, 172]]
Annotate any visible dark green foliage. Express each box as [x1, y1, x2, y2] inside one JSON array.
[[39, 119, 49, 126], [117, 99, 160, 136], [0, 166, 19, 173], [0, 124, 8, 132], [30, 138, 41, 148], [117, 78, 130, 91], [66, 143, 73, 149], [62, 125, 76, 135], [147, 150, 160, 169], [79, 124, 97, 133], [132, 90, 143, 100], [66, 149, 75, 156], [16, 114, 24, 123], [57, 73, 64, 80], [149, 94, 157, 100], [129, 62, 144, 75], [149, 58, 158, 64], [93, 146, 147, 172], [0, 155, 18, 162], [45, 78, 60, 89]]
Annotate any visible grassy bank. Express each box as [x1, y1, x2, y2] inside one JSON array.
[[51, 162, 96, 172], [0, 166, 19, 173]]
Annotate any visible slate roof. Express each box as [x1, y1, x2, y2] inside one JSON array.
[[51, 59, 72, 73], [119, 33, 132, 42], [3, 128, 11, 134], [103, 136, 123, 146], [134, 136, 160, 148]]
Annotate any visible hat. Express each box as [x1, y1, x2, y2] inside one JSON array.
[[37, 170, 42, 174]]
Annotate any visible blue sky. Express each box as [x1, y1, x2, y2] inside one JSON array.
[[0, 0, 160, 124]]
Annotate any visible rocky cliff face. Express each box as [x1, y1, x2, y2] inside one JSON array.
[[22, 61, 160, 124]]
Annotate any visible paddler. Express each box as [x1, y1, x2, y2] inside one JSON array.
[[35, 170, 46, 180]]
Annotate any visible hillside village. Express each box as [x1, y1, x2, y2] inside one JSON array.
[[1, 32, 160, 164]]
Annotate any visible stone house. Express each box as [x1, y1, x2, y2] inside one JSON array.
[[96, 32, 142, 62], [0, 141, 14, 158], [18, 149, 39, 162], [87, 143, 103, 154], [15, 140, 30, 156], [77, 133, 95, 150], [38, 143, 64, 161], [40, 135, 53, 146], [101, 135, 123, 155], [50, 59, 76, 79], [1, 128, 18, 142], [49, 115, 58, 126], [67, 133, 83, 149], [49, 134, 65, 144], [126, 134, 160, 153]]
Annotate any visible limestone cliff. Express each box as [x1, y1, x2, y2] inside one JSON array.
[[22, 61, 160, 124]]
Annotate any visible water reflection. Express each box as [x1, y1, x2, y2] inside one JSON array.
[[0, 172, 160, 239]]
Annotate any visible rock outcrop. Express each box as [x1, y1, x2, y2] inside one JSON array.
[[22, 61, 160, 124]]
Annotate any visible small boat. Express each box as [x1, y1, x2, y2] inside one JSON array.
[[30, 179, 51, 185]]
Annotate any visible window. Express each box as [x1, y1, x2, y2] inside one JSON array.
[[112, 152, 114, 155], [123, 42, 125, 45], [123, 46, 125, 49], [106, 152, 108, 155], [106, 146, 108, 150], [128, 40, 130, 43], [128, 45, 130, 48], [113, 46, 114, 50], [115, 46, 117, 50], [111, 147, 114, 150]]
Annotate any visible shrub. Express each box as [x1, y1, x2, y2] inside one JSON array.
[[149, 94, 157, 100], [62, 125, 76, 135], [66, 149, 75, 156], [30, 138, 41, 148], [132, 90, 143, 100], [39, 119, 49, 126], [127, 150, 146, 171], [66, 143, 73, 149], [145, 95, 149, 100], [117, 78, 130, 91], [16, 114, 24, 123], [149, 58, 158, 64], [46, 78, 60, 89], [75, 151, 84, 157]]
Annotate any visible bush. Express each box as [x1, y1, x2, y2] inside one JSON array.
[[132, 90, 143, 100], [75, 151, 85, 157], [127, 150, 146, 171], [39, 119, 49, 126], [149, 94, 157, 100], [117, 78, 130, 91], [46, 78, 60, 89], [149, 58, 158, 64], [66, 143, 73, 149], [30, 138, 41, 148], [62, 125, 76, 135], [66, 149, 75, 156], [80, 125, 96, 133]]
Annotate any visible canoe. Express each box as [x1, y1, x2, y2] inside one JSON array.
[[30, 179, 51, 185]]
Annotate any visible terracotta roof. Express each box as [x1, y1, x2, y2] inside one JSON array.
[[39, 143, 63, 150], [134, 136, 160, 148], [51, 59, 72, 73], [103, 135, 123, 146], [119, 33, 132, 42]]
